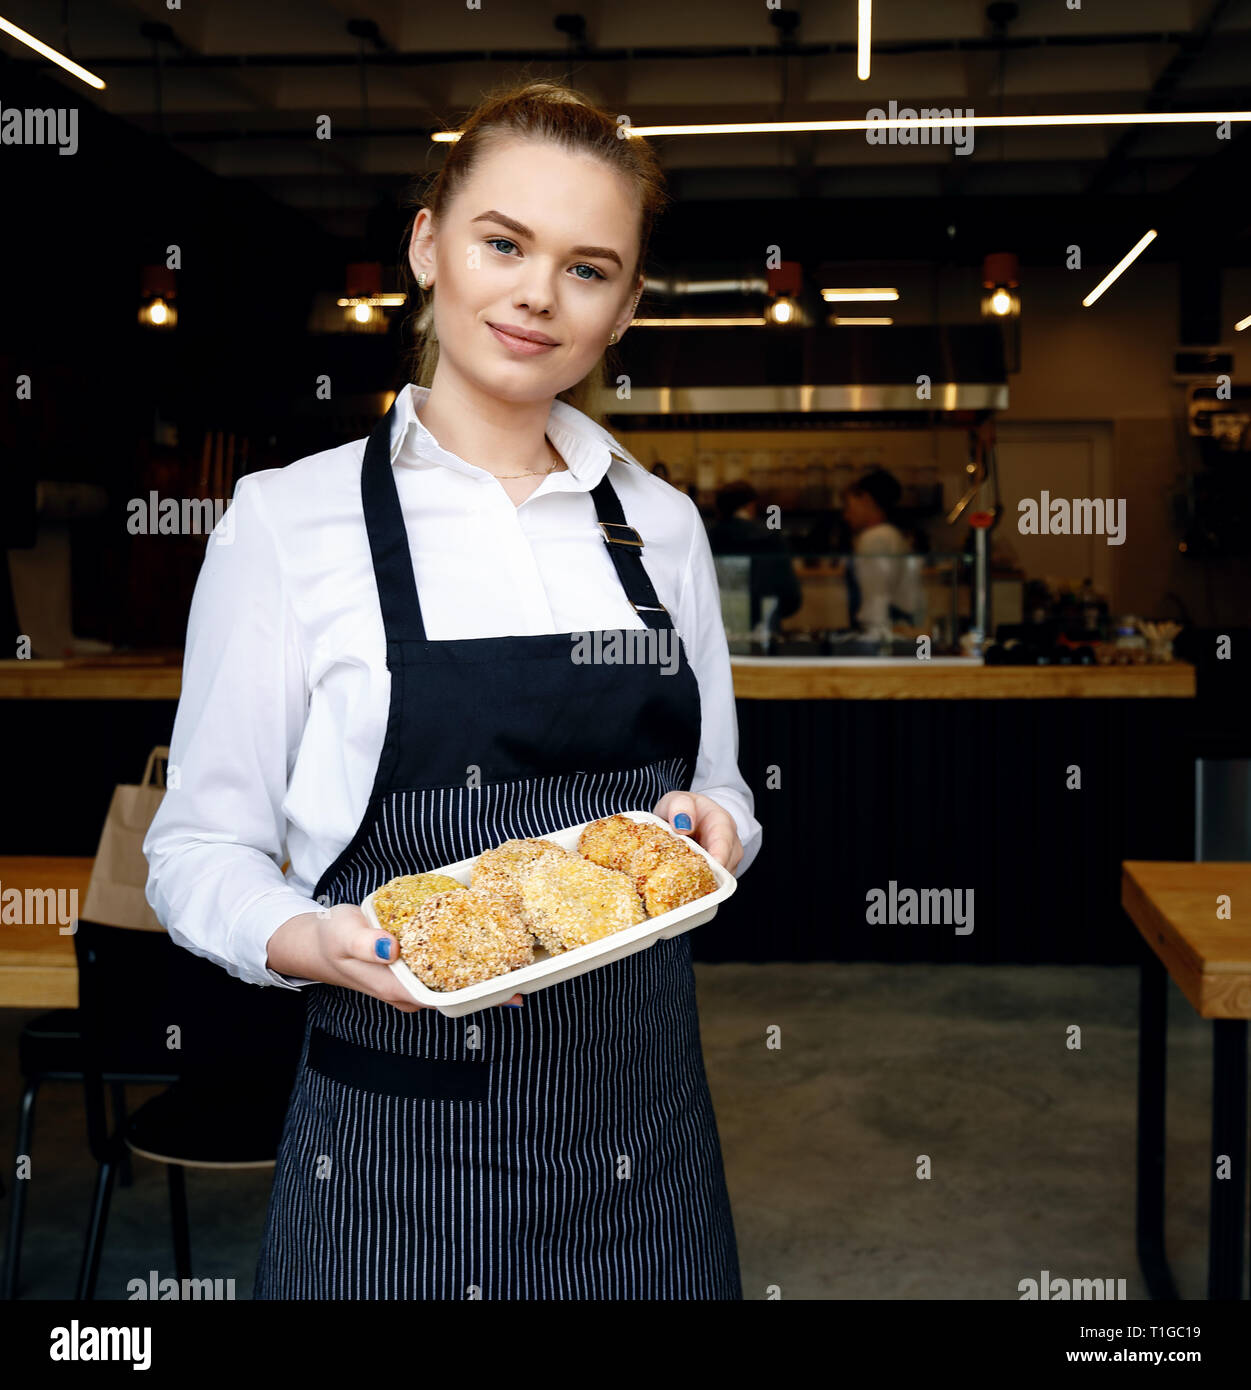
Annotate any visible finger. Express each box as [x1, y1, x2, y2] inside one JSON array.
[[694, 812, 737, 869], [663, 792, 698, 836], [335, 955, 428, 1010], [342, 919, 401, 967]]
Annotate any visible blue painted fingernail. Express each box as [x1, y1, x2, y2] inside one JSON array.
[[674, 813, 692, 830], [375, 936, 392, 960], [505, 1002, 524, 1008]]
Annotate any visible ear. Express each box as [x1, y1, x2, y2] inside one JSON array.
[[408, 208, 435, 282], [611, 274, 646, 344]]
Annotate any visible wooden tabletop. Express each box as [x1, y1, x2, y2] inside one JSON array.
[[0, 653, 1197, 701], [1122, 862, 1251, 1019], [0, 857, 92, 1008], [0, 653, 183, 700]]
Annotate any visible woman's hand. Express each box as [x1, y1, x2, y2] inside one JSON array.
[[652, 791, 743, 872], [266, 906, 524, 1012]]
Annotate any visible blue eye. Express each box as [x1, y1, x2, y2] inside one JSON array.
[[485, 237, 605, 282]]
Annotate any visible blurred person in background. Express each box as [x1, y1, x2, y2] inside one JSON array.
[[842, 468, 926, 635], [708, 481, 802, 637]]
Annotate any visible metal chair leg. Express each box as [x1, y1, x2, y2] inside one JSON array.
[[1136, 954, 1179, 1299], [1207, 1018, 1248, 1300], [109, 1084, 133, 1188], [77, 1154, 118, 1300], [168, 1163, 191, 1281], [2, 1081, 38, 1299]]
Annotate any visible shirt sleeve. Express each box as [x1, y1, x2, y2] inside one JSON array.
[[143, 473, 325, 989], [676, 497, 763, 877]]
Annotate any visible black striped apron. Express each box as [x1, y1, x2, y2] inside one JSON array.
[[252, 402, 742, 1300]]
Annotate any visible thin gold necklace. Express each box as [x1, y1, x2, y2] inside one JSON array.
[[491, 438, 566, 480]]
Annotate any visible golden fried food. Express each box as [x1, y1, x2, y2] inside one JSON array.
[[520, 857, 646, 954], [371, 873, 466, 937], [613, 821, 718, 917], [634, 845, 718, 916], [576, 813, 647, 873], [470, 837, 571, 915], [396, 887, 534, 992]]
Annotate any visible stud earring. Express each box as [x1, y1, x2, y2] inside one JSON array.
[[417, 272, 429, 291], [608, 331, 618, 346]]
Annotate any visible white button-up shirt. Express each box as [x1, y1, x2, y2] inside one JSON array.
[[143, 383, 762, 989]]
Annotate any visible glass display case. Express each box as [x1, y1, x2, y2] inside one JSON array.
[[713, 550, 976, 657]]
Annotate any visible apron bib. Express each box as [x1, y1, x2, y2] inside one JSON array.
[[252, 401, 742, 1299]]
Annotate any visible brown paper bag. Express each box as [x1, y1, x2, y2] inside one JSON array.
[[82, 746, 170, 933]]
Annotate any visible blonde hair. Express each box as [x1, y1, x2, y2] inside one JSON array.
[[397, 78, 669, 426]]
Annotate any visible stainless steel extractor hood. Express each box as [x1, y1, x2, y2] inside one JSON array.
[[603, 323, 1008, 427]]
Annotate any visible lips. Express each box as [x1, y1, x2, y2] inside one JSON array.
[[486, 322, 559, 355]]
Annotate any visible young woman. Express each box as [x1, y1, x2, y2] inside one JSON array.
[[143, 79, 762, 1299]]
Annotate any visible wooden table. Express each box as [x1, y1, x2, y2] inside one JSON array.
[[0, 858, 92, 1008], [1123, 861, 1251, 1301]]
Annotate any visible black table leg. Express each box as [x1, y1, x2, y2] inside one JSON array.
[[1207, 1018, 1248, 1300], [1137, 954, 1179, 1299]]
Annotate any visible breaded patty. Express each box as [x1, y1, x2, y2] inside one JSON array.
[[520, 856, 646, 954], [634, 844, 717, 916], [371, 872, 466, 937], [470, 837, 570, 915], [606, 820, 718, 917], [576, 814, 642, 873], [396, 887, 534, 992]]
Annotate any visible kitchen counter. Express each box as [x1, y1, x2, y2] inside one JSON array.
[[729, 657, 1195, 699], [0, 653, 1195, 701]]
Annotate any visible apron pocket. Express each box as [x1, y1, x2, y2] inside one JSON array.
[[306, 1026, 491, 1102]]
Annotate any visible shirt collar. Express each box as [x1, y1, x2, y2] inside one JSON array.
[[388, 382, 642, 492]]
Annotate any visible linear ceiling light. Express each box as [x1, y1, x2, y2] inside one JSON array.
[[822, 288, 899, 302], [632, 317, 768, 327], [832, 316, 894, 325], [0, 15, 106, 88], [857, 0, 872, 81], [1082, 230, 1158, 307], [435, 111, 1251, 141], [621, 112, 1251, 135], [1235, 313, 1251, 332]]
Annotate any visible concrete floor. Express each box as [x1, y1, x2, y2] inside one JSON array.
[[0, 962, 1238, 1300]]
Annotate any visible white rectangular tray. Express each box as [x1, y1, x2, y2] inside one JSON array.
[[360, 810, 736, 1017]]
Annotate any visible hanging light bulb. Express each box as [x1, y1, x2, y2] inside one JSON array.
[[765, 260, 804, 326], [138, 266, 177, 329], [980, 253, 1021, 318], [980, 253, 1021, 372]]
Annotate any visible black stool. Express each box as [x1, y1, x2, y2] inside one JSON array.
[[75, 923, 306, 1299]]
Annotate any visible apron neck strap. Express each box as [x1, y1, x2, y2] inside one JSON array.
[[361, 403, 675, 642]]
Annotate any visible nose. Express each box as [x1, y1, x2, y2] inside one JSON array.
[[512, 259, 557, 318]]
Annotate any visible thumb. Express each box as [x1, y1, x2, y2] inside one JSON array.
[[336, 906, 400, 965]]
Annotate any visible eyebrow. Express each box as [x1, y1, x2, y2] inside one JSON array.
[[470, 210, 624, 270]]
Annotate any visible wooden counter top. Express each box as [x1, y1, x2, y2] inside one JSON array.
[[729, 658, 1195, 699], [0, 653, 1195, 701]]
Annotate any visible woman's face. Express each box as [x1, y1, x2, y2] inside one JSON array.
[[409, 136, 643, 403]]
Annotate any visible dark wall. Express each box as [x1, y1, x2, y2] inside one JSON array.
[[2, 56, 403, 651]]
